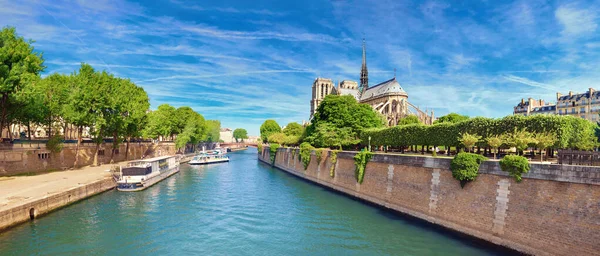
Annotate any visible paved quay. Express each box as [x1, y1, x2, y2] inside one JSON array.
[[0, 164, 119, 231]]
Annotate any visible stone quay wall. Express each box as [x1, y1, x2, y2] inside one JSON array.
[[0, 142, 177, 176], [258, 147, 600, 256], [0, 177, 116, 231]]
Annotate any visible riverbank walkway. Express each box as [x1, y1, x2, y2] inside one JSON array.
[[0, 164, 115, 213]]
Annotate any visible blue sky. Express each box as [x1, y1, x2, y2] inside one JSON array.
[[2, 0, 600, 135]]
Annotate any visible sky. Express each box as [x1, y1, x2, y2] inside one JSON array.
[[2, 0, 600, 135]]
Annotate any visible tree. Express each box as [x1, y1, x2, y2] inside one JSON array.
[[175, 112, 205, 152], [202, 120, 220, 142], [306, 95, 384, 147], [260, 119, 281, 143], [64, 64, 100, 166], [533, 133, 557, 162], [305, 122, 360, 149], [122, 83, 150, 159], [397, 115, 421, 125], [233, 128, 248, 142], [267, 132, 287, 144], [283, 122, 304, 137], [501, 128, 534, 155], [0, 27, 45, 138], [459, 132, 481, 152], [143, 104, 177, 140], [434, 113, 469, 124], [486, 135, 503, 159]]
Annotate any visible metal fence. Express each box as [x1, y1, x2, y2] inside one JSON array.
[[557, 149, 600, 166]]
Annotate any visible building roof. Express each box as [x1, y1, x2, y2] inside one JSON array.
[[220, 128, 232, 132], [360, 78, 407, 101], [558, 91, 600, 101], [337, 88, 360, 100]]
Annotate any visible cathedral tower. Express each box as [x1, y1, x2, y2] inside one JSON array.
[[360, 39, 368, 92]]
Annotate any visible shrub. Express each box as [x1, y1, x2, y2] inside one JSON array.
[[299, 142, 314, 170], [450, 152, 487, 188], [46, 134, 64, 153], [257, 143, 263, 155], [269, 143, 279, 164], [499, 155, 530, 182], [329, 150, 341, 177], [315, 148, 325, 164], [353, 149, 373, 184]]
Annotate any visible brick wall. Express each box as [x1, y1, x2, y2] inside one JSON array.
[[0, 142, 176, 176], [260, 147, 600, 256]]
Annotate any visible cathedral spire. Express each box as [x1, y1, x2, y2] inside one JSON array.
[[360, 38, 368, 92]]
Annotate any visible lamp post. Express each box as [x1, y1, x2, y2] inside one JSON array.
[[368, 136, 371, 152]]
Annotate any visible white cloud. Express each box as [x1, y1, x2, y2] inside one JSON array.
[[555, 4, 598, 37]]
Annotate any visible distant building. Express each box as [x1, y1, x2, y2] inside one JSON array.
[[513, 88, 600, 122], [310, 39, 434, 125], [219, 128, 234, 143]]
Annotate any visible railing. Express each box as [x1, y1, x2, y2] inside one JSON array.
[[557, 149, 600, 166]]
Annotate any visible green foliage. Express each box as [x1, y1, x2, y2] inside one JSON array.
[[46, 133, 64, 153], [284, 135, 301, 146], [487, 135, 503, 159], [257, 143, 263, 155], [269, 143, 279, 164], [434, 113, 469, 124], [353, 149, 373, 184], [315, 148, 325, 164], [329, 150, 341, 177], [501, 128, 534, 152], [267, 132, 287, 144], [260, 119, 281, 143], [202, 120, 221, 142], [143, 104, 177, 139], [299, 142, 314, 170], [0, 27, 45, 135], [459, 133, 481, 152], [432, 150, 437, 157], [361, 115, 595, 152], [450, 153, 487, 188], [306, 95, 384, 148], [305, 122, 360, 148], [499, 155, 530, 182], [283, 122, 304, 137], [233, 128, 248, 142], [397, 115, 421, 125]]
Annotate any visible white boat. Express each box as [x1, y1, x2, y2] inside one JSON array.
[[116, 155, 180, 191], [189, 153, 230, 165]]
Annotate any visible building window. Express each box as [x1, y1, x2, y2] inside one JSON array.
[[581, 107, 586, 113], [38, 153, 50, 160], [571, 108, 576, 114], [572, 102, 576, 107], [558, 109, 562, 114], [581, 115, 585, 119], [582, 99, 587, 104]]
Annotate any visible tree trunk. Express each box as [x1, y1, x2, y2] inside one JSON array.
[[110, 131, 117, 163], [540, 148, 543, 162], [125, 137, 130, 161], [93, 142, 100, 166], [0, 93, 7, 140], [27, 122, 32, 141], [8, 125, 12, 141], [74, 126, 82, 167]]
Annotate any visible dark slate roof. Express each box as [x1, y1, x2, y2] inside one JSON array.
[[558, 91, 600, 101]]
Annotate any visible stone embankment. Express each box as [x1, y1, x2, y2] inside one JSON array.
[[259, 147, 600, 256], [0, 164, 117, 232], [0, 142, 176, 176]]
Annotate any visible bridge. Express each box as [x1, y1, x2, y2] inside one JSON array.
[[220, 142, 258, 150]]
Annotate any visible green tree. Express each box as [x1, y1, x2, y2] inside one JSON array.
[[64, 64, 97, 166], [143, 104, 177, 140], [305, 122, 359, 149], [434, 113, 469, 124], [501, 128, 534, 154], [283, 122, 304, 137], [306, 95, 384, 147], [0, 27, 45, 137], [459, 133, 481, 152], [233, 128, 248, 142], [260, 119, 281, 143], [39, 73, 70, 138], [122, 83, 150, 159], [397, 115, 421, 125], [533, 133, 557, 162], [202, 120, 221, 142], [267, 132, 287, 144], [486, 135, 503, 159]]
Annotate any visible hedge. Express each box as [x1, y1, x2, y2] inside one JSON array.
[[361, 115, 597, 150]]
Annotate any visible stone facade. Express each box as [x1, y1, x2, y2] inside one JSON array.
[[514, 88, 600, 122], [0, 142, 176, 176], [309, 41, 434, 125], [259, 147, 600, 256]]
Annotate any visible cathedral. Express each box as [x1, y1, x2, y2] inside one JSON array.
[[310, 40, 434, 126]]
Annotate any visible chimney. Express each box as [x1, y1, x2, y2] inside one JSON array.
[[521, 98, 525, 104], [539, 99, 544, 106], [589, 88, 595, 96], [557, 92, 562, 100], [569, 91, 573, 97]]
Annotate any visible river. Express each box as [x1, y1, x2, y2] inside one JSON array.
[[0, 148, 512, 255]]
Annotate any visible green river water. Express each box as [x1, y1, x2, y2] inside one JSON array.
[[0, 148, 516, 255]]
